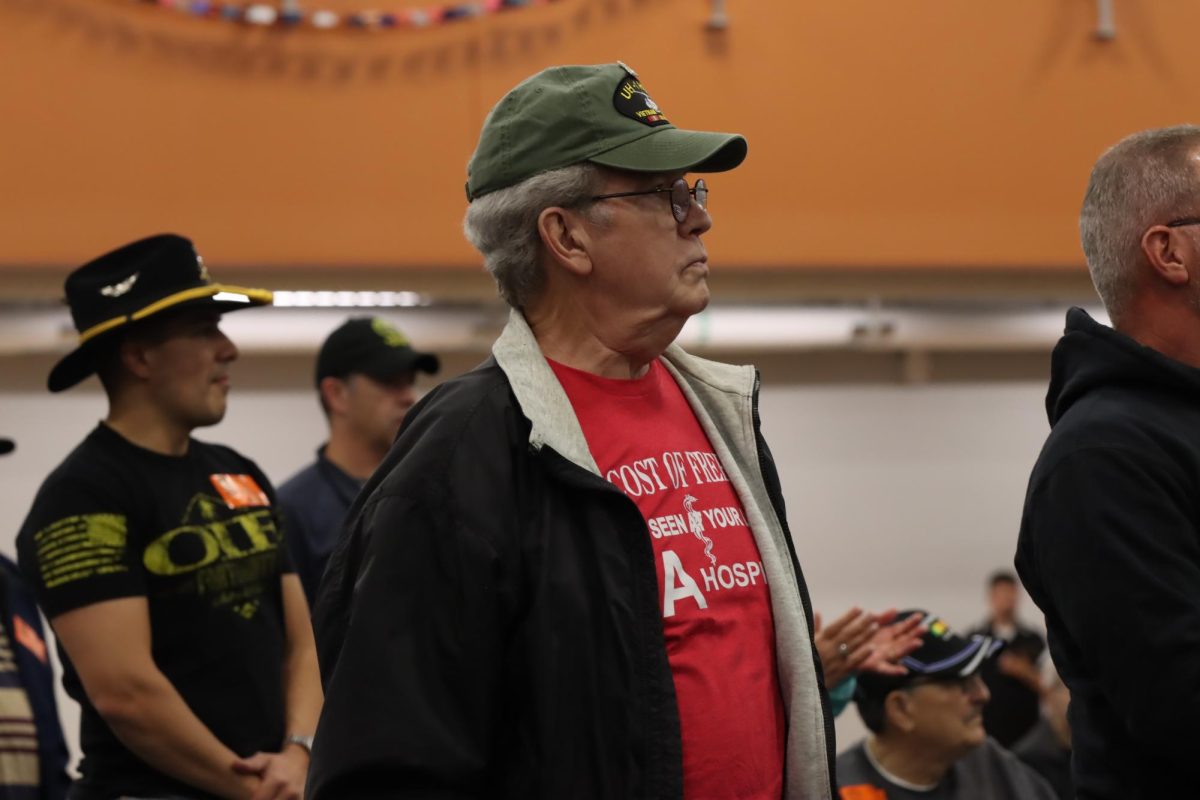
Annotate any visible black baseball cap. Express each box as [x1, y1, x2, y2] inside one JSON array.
[[314, 317, 440, 386], [48, 234, 272, 393], [856, 610, 1003, 701], [0, 438, 13, 456]]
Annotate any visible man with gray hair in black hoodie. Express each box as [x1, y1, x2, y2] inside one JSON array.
[[1016, 125, 1200, 799]]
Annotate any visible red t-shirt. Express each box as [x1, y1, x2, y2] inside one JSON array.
[[549, 357, 785, 800]]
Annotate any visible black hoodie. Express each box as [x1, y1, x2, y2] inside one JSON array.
[[1016, 308, 1200, 799]]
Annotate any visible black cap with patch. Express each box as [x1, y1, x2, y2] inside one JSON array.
[[855, 610, 1004, 702], [315, 317, 440, 387]]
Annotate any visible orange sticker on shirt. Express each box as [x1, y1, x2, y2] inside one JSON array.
[[13, 616, 47, 665], [210, 474, 270, 509], [840, 787, 888, 800]]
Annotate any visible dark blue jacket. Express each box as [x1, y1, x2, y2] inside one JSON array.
[[0, 555, 71, 800]]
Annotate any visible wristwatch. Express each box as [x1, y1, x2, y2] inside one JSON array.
[[284, 733, 315, 754]]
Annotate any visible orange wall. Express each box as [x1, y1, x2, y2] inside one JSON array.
[[2, 0, 1198, 271]]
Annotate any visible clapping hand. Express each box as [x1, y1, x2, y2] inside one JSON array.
[[857, 608, 924, 677], [813, 607, 926, 687]]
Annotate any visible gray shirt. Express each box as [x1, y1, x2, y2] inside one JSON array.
[[837, 738, 1058, 800]]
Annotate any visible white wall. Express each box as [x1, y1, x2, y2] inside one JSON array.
[[757, 384, 1049, 746], [0, 380, 1052, 764]]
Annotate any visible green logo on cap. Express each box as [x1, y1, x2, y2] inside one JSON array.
[[371, 319, 409, 348]]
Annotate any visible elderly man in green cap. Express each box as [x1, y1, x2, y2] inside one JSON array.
[[309, 63, 834, 800]]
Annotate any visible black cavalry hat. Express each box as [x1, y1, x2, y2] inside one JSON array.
[[48, 233, 272, 393]]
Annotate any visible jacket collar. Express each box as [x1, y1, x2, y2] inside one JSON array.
[[491, 309, 758, 471], [492, 310, 600, 474]]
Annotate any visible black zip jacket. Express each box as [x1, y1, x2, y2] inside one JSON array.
[[307, 313, 835, 799], [1016, 308, 1200, 799]]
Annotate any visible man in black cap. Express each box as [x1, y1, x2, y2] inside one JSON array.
[[310, 63, 833, 799], [16, 234, 322, 800], [277, 317, 439, 603], [838, 612, 1056, 800]]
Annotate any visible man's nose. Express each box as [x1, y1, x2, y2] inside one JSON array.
[[217, 329, 239, 363], [680, 192, 713, 237], [966, 673, 990, 705], [394, 385, 417, 407]]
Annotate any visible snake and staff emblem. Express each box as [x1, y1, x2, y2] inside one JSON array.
[[683, 495, 717, 565]]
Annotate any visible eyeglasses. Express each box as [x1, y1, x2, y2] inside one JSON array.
[[1167, 217, 1200, 228], [590, 178, 708, 224]]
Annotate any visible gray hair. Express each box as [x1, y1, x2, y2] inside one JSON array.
[[463, 164, 604, 309], [1080, 125, 1200, 319]]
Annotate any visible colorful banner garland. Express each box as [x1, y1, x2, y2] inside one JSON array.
[[140, 0, 564, 32]]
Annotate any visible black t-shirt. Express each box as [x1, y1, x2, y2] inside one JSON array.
[[16, 424, 294, 800]]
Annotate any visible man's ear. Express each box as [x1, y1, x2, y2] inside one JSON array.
[[1141, 225, 1192, 287], [537, 206, 595, 278], [118, 336, 154, 382], [884, 689, 918, 734], [319, 376, 351, 417]]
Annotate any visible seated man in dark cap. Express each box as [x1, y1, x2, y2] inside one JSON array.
[[839, 611, 1056, 800], [277, 317, 439, 603], [309, 62, 835, 799], [16, 235, 322, 800]]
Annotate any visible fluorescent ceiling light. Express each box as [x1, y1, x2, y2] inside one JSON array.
[[271, 290, 429, 308]]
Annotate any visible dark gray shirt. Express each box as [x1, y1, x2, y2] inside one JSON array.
[[837, 738, 1058, 800]]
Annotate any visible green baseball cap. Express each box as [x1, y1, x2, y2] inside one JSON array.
[[465, 62, 747, 201]]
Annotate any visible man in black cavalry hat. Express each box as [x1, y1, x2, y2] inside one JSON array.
[[17, 234, 322, 800]]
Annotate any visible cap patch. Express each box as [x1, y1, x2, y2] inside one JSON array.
[[371, 318, 410, 348], [197, 254, 210, 283], [613, 75, 669, 127], [99, 273, 138, 298]]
